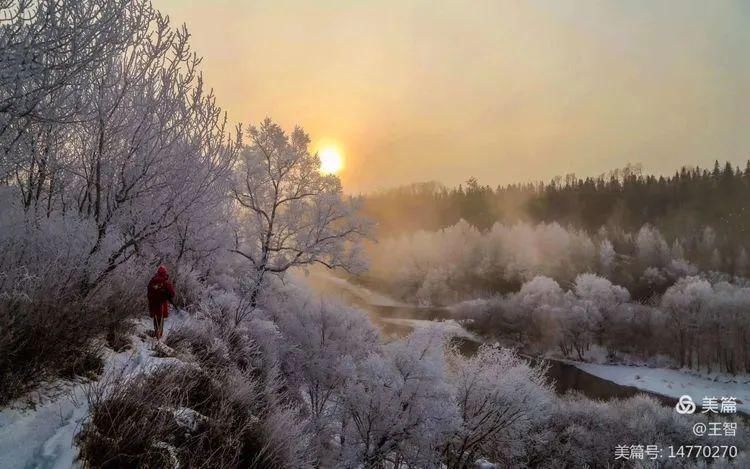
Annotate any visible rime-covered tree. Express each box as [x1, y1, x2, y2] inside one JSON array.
[[338, 328, 456, 468], [443, 346, 551, 468], [0, 0, 239, 400], [1, 0, 238, 293], [232, 118, 369, 309]]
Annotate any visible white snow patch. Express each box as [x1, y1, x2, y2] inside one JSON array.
[[172, 406, 207, 432], [380, 317, 482, 342], [0, 383, 88, 469], [0, 310, 188, 469], [572, 362, 750, 414], [474, 459, 497, 469], [153, 441, 180, 469]]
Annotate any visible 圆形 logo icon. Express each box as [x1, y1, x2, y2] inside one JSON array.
[[675, 395, 696, 414]]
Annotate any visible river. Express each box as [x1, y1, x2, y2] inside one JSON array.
[[307, 271, 684, 409]]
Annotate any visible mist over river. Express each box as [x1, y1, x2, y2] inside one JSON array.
[[304, 270, 690, 411]]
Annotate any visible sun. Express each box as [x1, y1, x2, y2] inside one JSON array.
[[319, 146, 344, 175]]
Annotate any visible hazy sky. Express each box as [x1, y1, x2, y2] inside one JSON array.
[[153, 0, 750, 193]]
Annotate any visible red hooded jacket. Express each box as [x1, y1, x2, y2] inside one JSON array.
[[147, 266, 175, 318]]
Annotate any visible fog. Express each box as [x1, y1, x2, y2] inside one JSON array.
[[2, 2, 748, 468]]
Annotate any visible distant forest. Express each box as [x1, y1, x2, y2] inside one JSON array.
[[363, 162, 750, 374], [364, 160, 750, 246]]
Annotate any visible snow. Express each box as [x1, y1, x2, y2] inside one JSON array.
[[572, 361, 750, 414], [0, 311, 187, 469], [380, 317, 481, 342], [475, 459, 497, 469], [153, 442, 180, 469], [305, 269, 410, 308], [0, 384, 88, 469], [172, 407, 207, 432]]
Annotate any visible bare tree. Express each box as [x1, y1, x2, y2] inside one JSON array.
[[232, 118, 369, 311]]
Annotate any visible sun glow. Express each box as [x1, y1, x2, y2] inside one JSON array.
[[319, 146, 344, 175]]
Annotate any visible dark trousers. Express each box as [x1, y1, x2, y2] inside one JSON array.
[[152, 314, 165, 339]]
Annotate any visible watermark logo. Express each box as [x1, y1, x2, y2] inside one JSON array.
[[675, 395, 696, 414]]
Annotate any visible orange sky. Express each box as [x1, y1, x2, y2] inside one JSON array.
[[153, 0, 750, 193]]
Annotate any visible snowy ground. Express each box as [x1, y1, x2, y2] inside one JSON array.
[[380, 317, 482, 342], [0, 312, 186, 469], [571, 361, 750, 415], [303, 269, 411, 308]]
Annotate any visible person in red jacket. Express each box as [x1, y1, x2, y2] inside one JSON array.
[[147, 265, 175, 341]]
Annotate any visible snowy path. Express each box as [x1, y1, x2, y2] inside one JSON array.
[[571, 362, 750, 414], [0, 313, 185, 469], [0, 384, 89, 469]]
